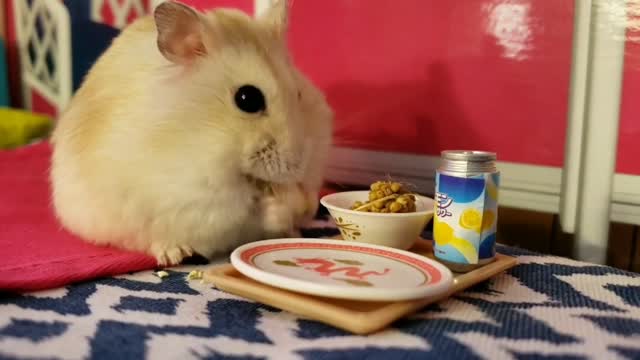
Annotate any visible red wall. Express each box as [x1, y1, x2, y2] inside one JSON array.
[[288, 0, 575, 168], [618, 21, 640, 175]]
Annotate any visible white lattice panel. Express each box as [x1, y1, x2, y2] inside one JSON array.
[[12, 0, 71, 115], [91, 0, 148, 29]]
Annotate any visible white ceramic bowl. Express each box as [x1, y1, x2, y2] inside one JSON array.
[[320, 191, 435, 250]]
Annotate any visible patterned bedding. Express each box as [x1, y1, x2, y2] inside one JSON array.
[[1, 214, 639, 360]]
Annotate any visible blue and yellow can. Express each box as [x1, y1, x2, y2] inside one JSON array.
[[433, 150, 499, 272]]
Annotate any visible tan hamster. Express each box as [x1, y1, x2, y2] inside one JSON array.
[[49, 0, 333, 266]]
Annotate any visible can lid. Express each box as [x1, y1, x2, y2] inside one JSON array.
[[441, 150, 496, 162]]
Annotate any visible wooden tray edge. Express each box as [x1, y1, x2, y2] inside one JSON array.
[[204, 253, 518, 335], [206, 265, 380, 333]]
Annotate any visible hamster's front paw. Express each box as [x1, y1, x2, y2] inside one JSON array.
[[302, 187, 320, 220], [151, 244, 194, 267], [261, 196, 295, 238]]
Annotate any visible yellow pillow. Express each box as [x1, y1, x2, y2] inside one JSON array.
[[0, 108, 53, 149]]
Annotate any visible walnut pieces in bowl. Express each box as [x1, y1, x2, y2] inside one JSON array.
[[350, 181, 417, 213]]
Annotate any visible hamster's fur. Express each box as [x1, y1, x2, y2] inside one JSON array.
[[49, 0, 333, 265]]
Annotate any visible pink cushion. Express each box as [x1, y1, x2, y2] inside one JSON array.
[[0, 142, 156, 292]]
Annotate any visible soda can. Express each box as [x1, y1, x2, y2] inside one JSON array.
[[433, 150, 499, 272]]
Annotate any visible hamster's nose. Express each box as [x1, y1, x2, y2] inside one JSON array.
[[254, 137, 276, 158]]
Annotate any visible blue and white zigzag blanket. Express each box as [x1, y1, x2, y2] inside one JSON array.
[[1, 214, 639, 360]]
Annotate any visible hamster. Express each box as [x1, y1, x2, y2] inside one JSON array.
[[49, 0, 333, 266]]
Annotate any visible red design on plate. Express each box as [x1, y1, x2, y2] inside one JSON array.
[[240, 242, 443, 284], [294, 258, 390, 280]]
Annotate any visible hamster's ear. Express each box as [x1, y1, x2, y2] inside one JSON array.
[[258, 0, 289, 36], [154, 1, 209, 65]]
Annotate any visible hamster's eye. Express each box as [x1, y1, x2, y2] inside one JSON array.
[[234, 85, 266, 114], [297, 91, 302, 100]]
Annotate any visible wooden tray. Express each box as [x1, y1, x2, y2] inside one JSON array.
[[204, 238, 517, 335]]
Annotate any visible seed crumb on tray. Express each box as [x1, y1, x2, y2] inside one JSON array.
[[188, 270, 204, 280], [154, 270, 169, 279]]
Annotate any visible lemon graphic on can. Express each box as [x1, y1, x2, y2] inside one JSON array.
[[459, 208, 482, 232], [486, 177, 499, 201], [434, 218, 478, 264], [481, 210, 495, 232], [459, 208, 496, 233], [434, 218, 454, 246]]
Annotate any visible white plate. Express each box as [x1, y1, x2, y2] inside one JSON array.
[[230, 238, 453, 301]]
